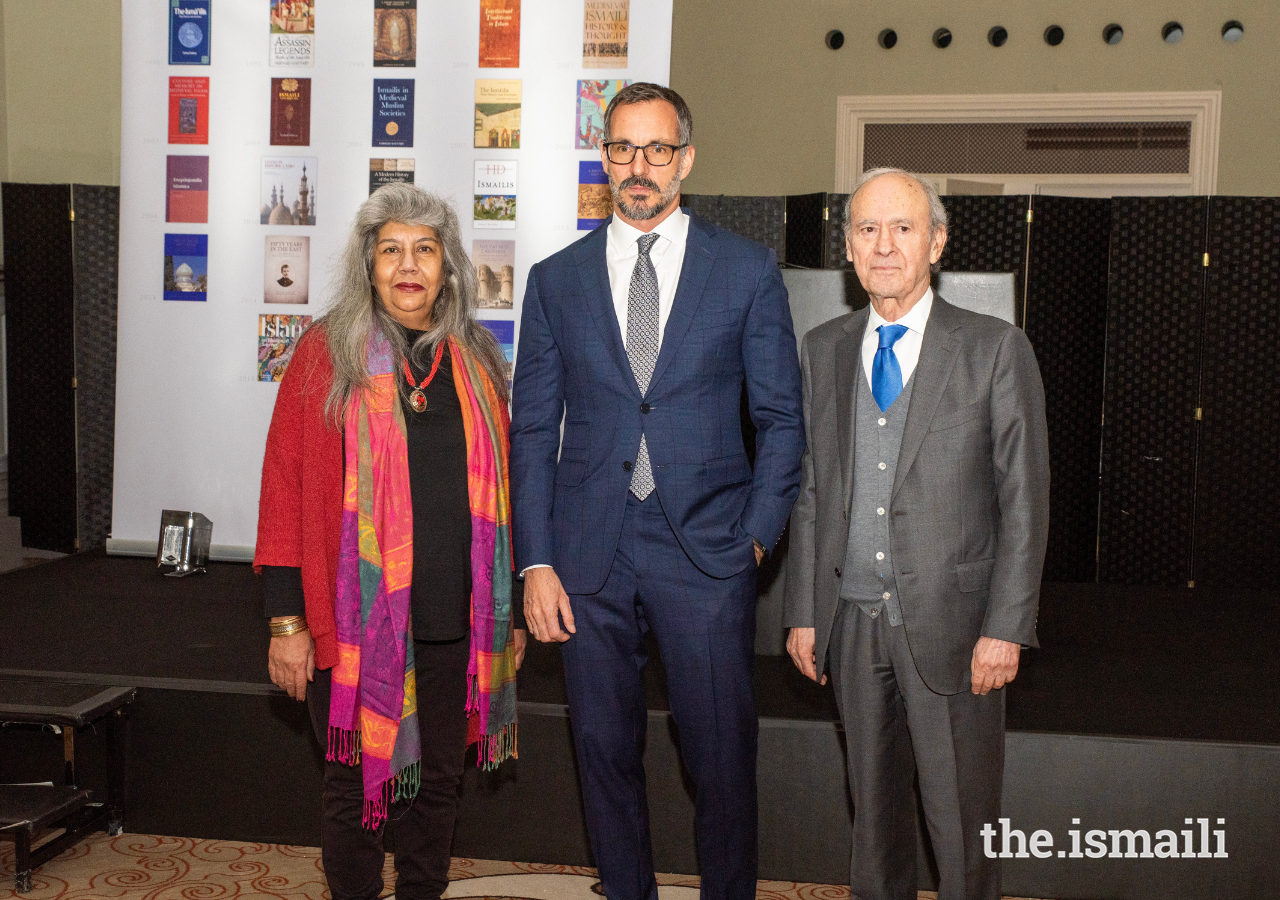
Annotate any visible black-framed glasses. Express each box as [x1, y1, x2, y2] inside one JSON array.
[[602, 141, 689, 166]]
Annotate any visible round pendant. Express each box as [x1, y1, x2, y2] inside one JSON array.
[[409, 389, 427, 412]]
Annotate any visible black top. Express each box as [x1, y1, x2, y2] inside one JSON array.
[[263, 330, 523, 638]]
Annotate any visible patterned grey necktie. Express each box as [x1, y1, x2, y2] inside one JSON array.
[[626, 233, 660, 499]]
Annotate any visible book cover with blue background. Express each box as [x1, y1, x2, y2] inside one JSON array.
[[169, 0, 211, 65], [577, 160, 611, 230], [163, 234, 208, 301], [373, 80, 414, 147], [478, 318, 515, 387]]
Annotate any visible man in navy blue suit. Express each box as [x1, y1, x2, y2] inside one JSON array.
[[511, 83, 805, 900]]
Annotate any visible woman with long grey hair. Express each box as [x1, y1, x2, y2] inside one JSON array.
[[254, 182, 526, 900]]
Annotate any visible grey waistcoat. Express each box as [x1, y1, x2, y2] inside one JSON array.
[[838, 366, 916, 626]]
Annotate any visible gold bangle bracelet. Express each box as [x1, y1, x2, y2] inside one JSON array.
[[269, 620, 309, 638]]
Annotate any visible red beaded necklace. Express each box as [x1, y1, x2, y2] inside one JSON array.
[[403, 341, 445, 412]]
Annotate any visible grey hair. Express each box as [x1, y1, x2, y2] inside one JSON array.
[[843, 168, 948, 272], [602, 82, 693, 146], [318, 182, 509, 425]]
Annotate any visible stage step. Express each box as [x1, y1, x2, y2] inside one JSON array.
[[0, 516, 22, 574]]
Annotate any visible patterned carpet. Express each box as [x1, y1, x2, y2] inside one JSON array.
[[0, 832, 1044, 899]]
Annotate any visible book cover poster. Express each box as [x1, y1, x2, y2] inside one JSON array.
[[270, 0, 315, 67], [259, 315, 313, 382], [169, 0, 211, 65], [270, 78, 312, 146], [583, 0, 627, 68], [578, 160, 611, 230], [264, 236, 310, 304], [474, 161, 517, 229], [478, 318, 515, 386], [168, 77, 210, 145], [373, 80, 415, 147], [369, 158, 415, 195], [474, 80, 521, 149], [373, 0, 416, 67], [478, 0, 520, 68], [163, 234, 208, 301], [166, 155, 209, 223], [472, 240, 515, 309], [260, 157, 317, 225], [576, 79, 630, 149]]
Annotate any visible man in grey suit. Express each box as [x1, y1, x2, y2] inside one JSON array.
[[784, 168, 1049, 900]]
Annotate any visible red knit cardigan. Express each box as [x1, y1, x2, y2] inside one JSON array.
[[253, 325, 345, 670]]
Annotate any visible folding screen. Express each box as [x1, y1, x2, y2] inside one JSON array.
[[781, 192, 825, 269], [1195, 198, 1280, 589], [1024, 196, 1111, 582], [2, 184, 77, 552], [71, 186, 121, 553], [822, 193, 851, 269], [937, 195, 1032, 326], [1099, 197, 1207, 585], [681, 194, 785, 261]]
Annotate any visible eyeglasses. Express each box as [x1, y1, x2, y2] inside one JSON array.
[[602, 141, 689, 166]]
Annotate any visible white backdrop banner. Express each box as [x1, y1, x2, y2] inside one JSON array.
[[112, 0, 672, 557]]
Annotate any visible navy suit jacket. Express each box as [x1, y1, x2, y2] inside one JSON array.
[[511, 211, 806, 595]]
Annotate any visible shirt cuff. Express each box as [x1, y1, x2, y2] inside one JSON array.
[[261, 565, 305, 619], [519, 563, 552, 576]]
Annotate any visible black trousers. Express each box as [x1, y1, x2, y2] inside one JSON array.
[[307, 635, 471, 900]]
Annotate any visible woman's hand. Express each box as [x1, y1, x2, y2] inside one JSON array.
[[513, 628, 528, 670], [268, 627, 315, 701]]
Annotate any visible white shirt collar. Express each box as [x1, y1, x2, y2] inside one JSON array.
[[607, 206, 689, 252], [866, 286, 934, 337]]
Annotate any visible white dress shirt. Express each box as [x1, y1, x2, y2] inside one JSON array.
[[861, 287, 934, 390], [606, 208, 690, 351]]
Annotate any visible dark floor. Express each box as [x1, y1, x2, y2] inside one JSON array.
[[2, 551, 1277, 743]]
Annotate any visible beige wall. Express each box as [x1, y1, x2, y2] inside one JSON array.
[[671, 0, 1280, 196], [0, 1, 1274, 197], [1, 0, 122, 187], [0, 7, 8, 186]]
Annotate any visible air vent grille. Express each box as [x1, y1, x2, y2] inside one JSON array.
[[863, 121, 1192, 175]]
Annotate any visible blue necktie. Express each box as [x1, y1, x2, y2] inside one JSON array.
[[872, 324, 909, 411]]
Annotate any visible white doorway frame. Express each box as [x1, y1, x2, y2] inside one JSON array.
[[834, 92, 1221, 195]]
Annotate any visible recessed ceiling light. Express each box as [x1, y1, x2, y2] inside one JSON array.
[[825, 29, 845, 50], [1103, 23, 1124, 45], [878, 28, 898, 50], [1222, 20, 1244, 42], [933, 27, 952, 49], [1044, 25, 1065, 46], [988, 26, 1009, 47], [1162, 22, 1184, 44]]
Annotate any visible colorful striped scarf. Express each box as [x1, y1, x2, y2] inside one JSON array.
[[328, 329, 518, 829]]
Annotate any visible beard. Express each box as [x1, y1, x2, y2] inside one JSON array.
[[609, 170, 683, 221]]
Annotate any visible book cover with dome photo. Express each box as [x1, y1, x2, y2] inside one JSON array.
[[260, 157, 317, 225], [163, 234, 208, 302]]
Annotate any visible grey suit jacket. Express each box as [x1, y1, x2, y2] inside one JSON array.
[[783, 296, 1050, 695]]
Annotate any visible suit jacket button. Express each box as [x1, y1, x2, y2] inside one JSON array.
[[622, 461, 633, 472], [835, 567, 842, 578], [641, 403, 651, 414]]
